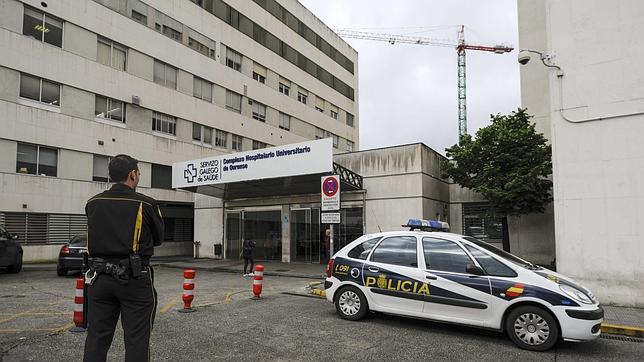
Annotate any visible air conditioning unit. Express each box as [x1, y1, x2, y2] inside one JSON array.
[[131, 95, 141, 105]]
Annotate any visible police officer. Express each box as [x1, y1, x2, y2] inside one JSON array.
[[83, 154, 164, 362]]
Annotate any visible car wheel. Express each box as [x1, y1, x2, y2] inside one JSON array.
[[56, 264, 67, 277], [334, 286, 368, 321], [8, 254, 22, 273], [505, 305, 560, 351]]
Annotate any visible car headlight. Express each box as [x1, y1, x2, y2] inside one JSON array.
[[560, 284, 593, 304]]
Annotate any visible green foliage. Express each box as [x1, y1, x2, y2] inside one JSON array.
[[442, 109, 552, 216]]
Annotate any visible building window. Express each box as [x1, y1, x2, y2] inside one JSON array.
[[23, 7, 63, 48], [232, 134, 243, 151], [16, 143, 58, 177], [92, 155, 110, 182], [315, 127, 325, 140], [252, 101, 266, 122], [330, 110, 338, 120], [161, 24, 182, 42], [215, 129, 228, 148], [19, 73, 60, 106], [95, 95, 125, 123], [346, 140, 354, 152], [226, 48, 242, 72], [346, 113, 354, 127], [278, 82, 290, 96], [252, 72, 266, 84], [225, 90, 242, 113], [192, 123, 212, 146], [97, 36, 127, 71], [297, 91, 308, 104], [188, 37, 215, 58], [252, 140, 267, 150], [462, 203, 504, 242], [193, 76, 213, 102], [279, 112, 290, 131], [151, 164, 172, 189], [131, 10, 147, 25], [153, 60, 177, 89], [152, 111, 176, 136], [327, 132, 339, 148]]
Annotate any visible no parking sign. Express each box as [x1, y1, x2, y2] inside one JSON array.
[[321, 175, 340, 211]]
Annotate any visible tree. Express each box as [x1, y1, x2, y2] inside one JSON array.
[[442, 108, 552, 217]]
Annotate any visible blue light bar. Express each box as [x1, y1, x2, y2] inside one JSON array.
[[402, 218, 450, 232]]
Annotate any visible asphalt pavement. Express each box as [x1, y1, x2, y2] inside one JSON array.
[[0, 267, 642, 361]]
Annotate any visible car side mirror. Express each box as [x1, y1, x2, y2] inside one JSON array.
[[466, 263, 485, 276], [11, 234, 19, 240]]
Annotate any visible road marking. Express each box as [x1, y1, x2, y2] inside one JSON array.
[[224, 292, 232, 303], [0, 311, 33, 325], [159, 299, 179, 314], [51, 322, 75, 334]]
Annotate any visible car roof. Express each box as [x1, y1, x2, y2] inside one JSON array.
[[355, 230, 466, 243]]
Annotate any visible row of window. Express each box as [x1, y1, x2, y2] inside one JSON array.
[[249, 0, 354, 75], [189, 0, 355, 101], [24, 5, 355, 131]]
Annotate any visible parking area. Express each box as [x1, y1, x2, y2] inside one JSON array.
[[1, 266, 642, 361]]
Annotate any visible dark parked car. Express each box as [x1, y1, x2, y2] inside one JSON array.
[[57, 234, 87, 276], [0, 225, 22, 273]]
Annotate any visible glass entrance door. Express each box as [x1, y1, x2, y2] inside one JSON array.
[[292, 208, 320, 263], [225, 211, 242, 260]]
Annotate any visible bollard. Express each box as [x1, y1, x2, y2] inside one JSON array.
[[178, 269, 196, 313], [251, 265, 264, 300], [70, 278, 86, 332], [194, 240, 201, 259]]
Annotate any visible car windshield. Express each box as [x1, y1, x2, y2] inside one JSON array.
[[463, 236, 541, 270], [70, 235, 87, 246]]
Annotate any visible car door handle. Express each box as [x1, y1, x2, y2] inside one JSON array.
[[425, 274, 437, 280], [368, 267, 379, 273]]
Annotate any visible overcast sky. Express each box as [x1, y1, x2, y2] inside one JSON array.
[[298, 0, 521, 155]]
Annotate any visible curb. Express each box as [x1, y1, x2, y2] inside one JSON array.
[[601, 323, 644, 338], [158, 263, 325, 280]]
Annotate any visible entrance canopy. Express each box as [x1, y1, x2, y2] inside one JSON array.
[[172, 139, 362, 200]]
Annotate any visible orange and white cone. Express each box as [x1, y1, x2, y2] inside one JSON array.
[[178, 269, 196, 313], [70, 278, 86, 332], [251, 265, 264, 300]]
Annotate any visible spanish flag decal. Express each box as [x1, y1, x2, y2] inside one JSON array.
[[506, 283, 525, 298]]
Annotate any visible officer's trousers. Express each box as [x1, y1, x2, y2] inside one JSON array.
[[83, 266, 157, 362]]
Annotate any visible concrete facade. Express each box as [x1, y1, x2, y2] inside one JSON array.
[[0, 0, 358, 262], [518, 0, 644, 306]]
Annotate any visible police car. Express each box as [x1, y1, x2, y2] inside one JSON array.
[[324, 219, 603, 351]]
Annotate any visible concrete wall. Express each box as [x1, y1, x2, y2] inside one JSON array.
[[519, 0, 644, 306]]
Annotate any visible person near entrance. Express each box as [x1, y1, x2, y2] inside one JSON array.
[[241, 239, 256, 276], [322, 229, 331, 262], [83, 154, 164, 362]]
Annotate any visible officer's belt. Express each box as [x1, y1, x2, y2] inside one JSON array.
[[88, 257, 149, 278], [91, 256, 151, 266]]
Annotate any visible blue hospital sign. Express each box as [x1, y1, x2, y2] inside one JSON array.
[[171, 138, 333, 188]]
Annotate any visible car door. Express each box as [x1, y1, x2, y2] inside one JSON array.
[[362, 235, 426, 314], [421, 236, 495, 327]]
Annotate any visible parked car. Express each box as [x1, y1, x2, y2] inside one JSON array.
[[325, 219, 603, 351], [0, 225, 22, 273], [57, 234, 87, 276]]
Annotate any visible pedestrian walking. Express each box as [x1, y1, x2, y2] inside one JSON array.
[[83, 154, 164, 362], [241, 239, 256, 276]]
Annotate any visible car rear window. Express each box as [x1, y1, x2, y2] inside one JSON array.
[[347, 237, 380, 260], [70, 235, 87, 246]]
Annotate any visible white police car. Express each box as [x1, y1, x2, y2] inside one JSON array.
[[324, 219, 603, 351]]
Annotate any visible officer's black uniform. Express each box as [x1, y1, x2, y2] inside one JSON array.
[[83, 183, 164, 362]]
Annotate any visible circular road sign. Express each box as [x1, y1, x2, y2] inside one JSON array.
[[322, 177, 339, 197]]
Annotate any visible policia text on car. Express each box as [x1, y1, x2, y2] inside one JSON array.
[[82, 154, 164, 362]]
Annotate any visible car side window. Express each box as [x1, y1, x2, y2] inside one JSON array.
[[0, 227, 7, 240], [423, 237, 473, 274], [465, 245, 517, 277], [347, 237, 380, 260], [370, 236, 418, 268]]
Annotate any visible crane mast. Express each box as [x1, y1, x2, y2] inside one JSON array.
[[335, 26, 513, 139]]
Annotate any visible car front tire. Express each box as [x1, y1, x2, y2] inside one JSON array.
[[334, 286, 368, 321], [505, 305, 560, 351], [8, 254, 22, 273]]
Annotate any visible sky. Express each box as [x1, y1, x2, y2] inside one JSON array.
[[298, 0, 521, 155]]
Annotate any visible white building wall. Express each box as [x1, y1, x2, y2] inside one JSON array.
[[519, 0, 644, 306]]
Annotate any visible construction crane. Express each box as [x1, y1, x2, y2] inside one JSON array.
[[334, 26, 513, 138]]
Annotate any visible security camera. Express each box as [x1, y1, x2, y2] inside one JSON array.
[[518, 50, 531, 65]]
